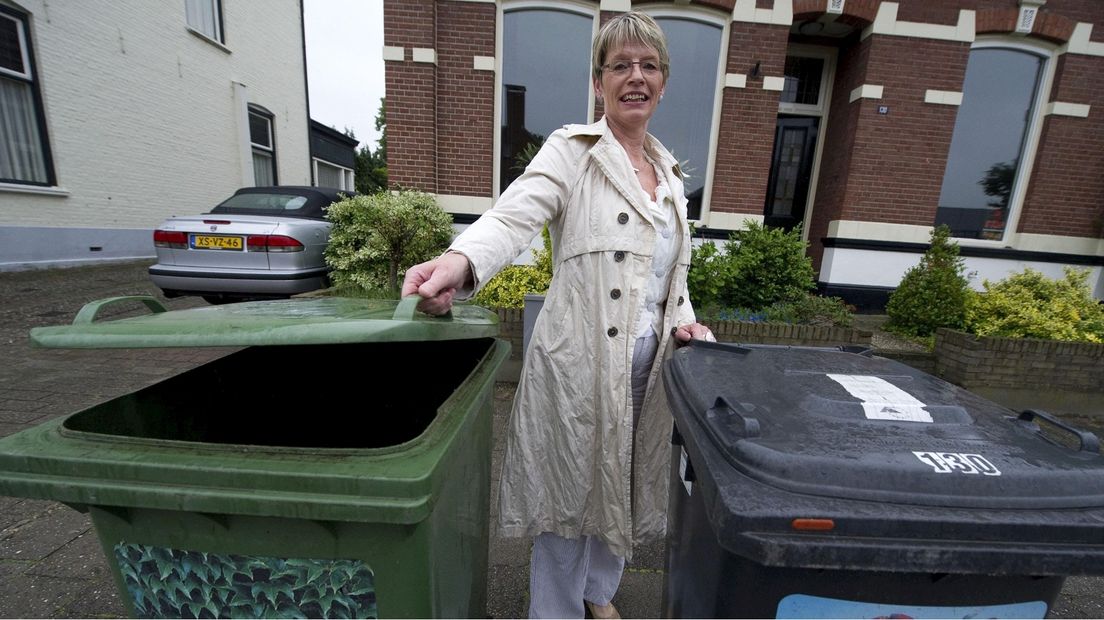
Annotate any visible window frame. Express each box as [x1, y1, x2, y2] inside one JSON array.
[[184, 0, 224, 45], [777, 46, 833, 116], [941, 37, 1058, 247], [0, 4, 55, 187], [248, 105, 277, 187], [313, 159, 355, 192], [495, 1, 597, 196], [646, 5, 728, 222]]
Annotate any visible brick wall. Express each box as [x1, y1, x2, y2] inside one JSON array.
[[935, 328, 1104, 391], [384, 0, 437, 192], [435, 1, 496, 198], [709, 22, 789, 217], [838, 36, 969, 227], [1019, 52, 1104, 238]]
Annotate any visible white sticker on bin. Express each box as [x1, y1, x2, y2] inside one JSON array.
[[826, 374, 933, 423]]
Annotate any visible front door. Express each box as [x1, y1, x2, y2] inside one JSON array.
[[764, 116, 819, 231]]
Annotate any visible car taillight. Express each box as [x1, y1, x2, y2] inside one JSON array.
[[153, 230, 187, 249], [246, 235, 304, 252]]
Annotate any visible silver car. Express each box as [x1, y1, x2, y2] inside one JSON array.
[[149, 186, 354, 303]]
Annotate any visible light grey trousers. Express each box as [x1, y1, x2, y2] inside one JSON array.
[[528, 332, 659, 619]]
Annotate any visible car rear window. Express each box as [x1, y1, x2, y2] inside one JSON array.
[[216, 193, 310, 212]]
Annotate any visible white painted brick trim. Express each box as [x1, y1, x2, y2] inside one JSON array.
[[762, 76, 786, 91], [864, 2, 975, 42], [600, 0, 632, 11], [412, 48, 436, 64], [382, 45, 404, 61], [1066, 23, 1104, 58], [436, 194, 494, 215], [732, 0, 793, 26], [924, 89, 964, 105], [849, 84, 884, 102], [1045, 101, 1091, 117], [725, 73, 747, 88], [473, 56, 495, 71], [704, 211, 764, 230]]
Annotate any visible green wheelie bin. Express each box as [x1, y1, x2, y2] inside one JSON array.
[[0, 295, 508, 618]]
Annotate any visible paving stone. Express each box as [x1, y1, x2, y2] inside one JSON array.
[[0, 504, 91, 561], [58, 580, 126, 619], [0, 571, 84, 619], [27, 530, 112, 581]]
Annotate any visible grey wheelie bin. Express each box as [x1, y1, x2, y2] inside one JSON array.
[[0, 295, 508, 618], [662, 341, 1104, 619]]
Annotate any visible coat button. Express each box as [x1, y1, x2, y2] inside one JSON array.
[[617, 212, 629, 224], [677, 296, 685, 306], [610, 288, 621, 300], [607, 327, 619, 337], [670, 327, 678, 336], [614, 251, 626, 262]]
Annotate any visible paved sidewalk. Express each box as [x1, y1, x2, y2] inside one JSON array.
[[0, 261, 1100, 618]]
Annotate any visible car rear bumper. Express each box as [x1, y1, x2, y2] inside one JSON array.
[[149, 264, 329, 296]]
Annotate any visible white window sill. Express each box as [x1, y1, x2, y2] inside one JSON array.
[[186, 27, 231, 54], [0, 182, 69, 197]]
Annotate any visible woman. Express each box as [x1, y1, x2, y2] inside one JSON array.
[[402, 12, 713, 619]]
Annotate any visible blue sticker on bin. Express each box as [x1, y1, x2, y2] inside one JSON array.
[[776, 594, 1046, 619]]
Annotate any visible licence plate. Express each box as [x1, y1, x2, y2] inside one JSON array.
[[191, 234, 244, 251]]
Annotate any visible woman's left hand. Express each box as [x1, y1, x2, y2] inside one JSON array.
[[673, 322, 715, 345]]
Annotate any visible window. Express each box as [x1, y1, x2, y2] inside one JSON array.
[[500, 8, 592, 192], [936, 45, 1047, 240], [0, 5, 52, 186], [650, 15, 723, 220], [315, 160, 354, 191], [185, 0, 223, 43], [249, 106, 276, 186]]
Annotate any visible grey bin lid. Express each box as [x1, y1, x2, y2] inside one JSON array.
[[29, 296, 500, 348], [664, 342, 1104, 511]]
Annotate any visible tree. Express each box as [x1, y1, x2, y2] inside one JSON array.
[[353, 98, 388, 194]]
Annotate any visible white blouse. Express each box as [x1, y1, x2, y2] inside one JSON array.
[[633, 162, 680, 340]]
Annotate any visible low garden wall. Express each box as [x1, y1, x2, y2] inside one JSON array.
[[492, 309, 872, 366], [935, 328, 1104, 393]]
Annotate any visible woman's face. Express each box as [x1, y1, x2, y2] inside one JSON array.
[[594, 41, 666, 134]]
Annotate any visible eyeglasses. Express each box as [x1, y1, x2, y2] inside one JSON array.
[[602, 59, 662, 77]]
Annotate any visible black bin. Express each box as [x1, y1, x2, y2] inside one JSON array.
[[662, 342, 1104, 619]]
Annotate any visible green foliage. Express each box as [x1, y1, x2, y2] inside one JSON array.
[[473, 227, 553, 308], [325, 190, 453, 294], [114, 543, 377, 619], [688, 222, 815, 311], [965, 267, 1104, 343], [885, 225, 970, 337], [706, 294, 854, 327], [353, 98, 388, 194]]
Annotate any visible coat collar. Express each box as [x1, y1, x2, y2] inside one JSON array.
[[565, 117, 687, 230]]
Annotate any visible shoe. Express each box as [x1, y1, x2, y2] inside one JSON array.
[[585, 600, 620, 619]]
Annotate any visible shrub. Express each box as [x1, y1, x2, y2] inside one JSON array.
[[885, 225, 970, 337], [965, 267, 1104, 343], [473, 227, 553, 309], [711, 294, 854, 327], [688, 221, 815, 311], [325, 190, 453, 294]]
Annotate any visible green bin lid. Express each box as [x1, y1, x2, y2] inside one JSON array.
[[29, 295, 499, 348]]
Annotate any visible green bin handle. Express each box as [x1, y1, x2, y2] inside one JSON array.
[[72, 296, 168, 324], [393, 294, 453, 322]]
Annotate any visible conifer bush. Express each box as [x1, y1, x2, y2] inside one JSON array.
[[885, 225, 970, 337]]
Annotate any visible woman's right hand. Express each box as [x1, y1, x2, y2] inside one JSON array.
[[401, 252, 472, 316]]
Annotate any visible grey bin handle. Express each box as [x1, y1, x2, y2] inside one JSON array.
[[709, 396, 761, 439], [72, 296, 168, 324], [392, 294, 453, 322], [1019, 409, 1101, 454]]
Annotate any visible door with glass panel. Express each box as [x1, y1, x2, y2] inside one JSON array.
[[764, 117, 818, 231]]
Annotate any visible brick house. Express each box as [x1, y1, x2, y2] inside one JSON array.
[[383, 0, 1104, 307], [0, 1, 314, 269]]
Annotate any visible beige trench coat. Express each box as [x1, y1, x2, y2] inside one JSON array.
[[450, 117, 696, 560]]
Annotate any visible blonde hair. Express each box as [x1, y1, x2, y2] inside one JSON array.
[[591, 11, 670, 82]]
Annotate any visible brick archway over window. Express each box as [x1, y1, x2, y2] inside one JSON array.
[[794, 0, 878, 30], [976, 8, 1075, 44]]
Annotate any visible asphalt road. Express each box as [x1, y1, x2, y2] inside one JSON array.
[[0, 260, 1100, 618]]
